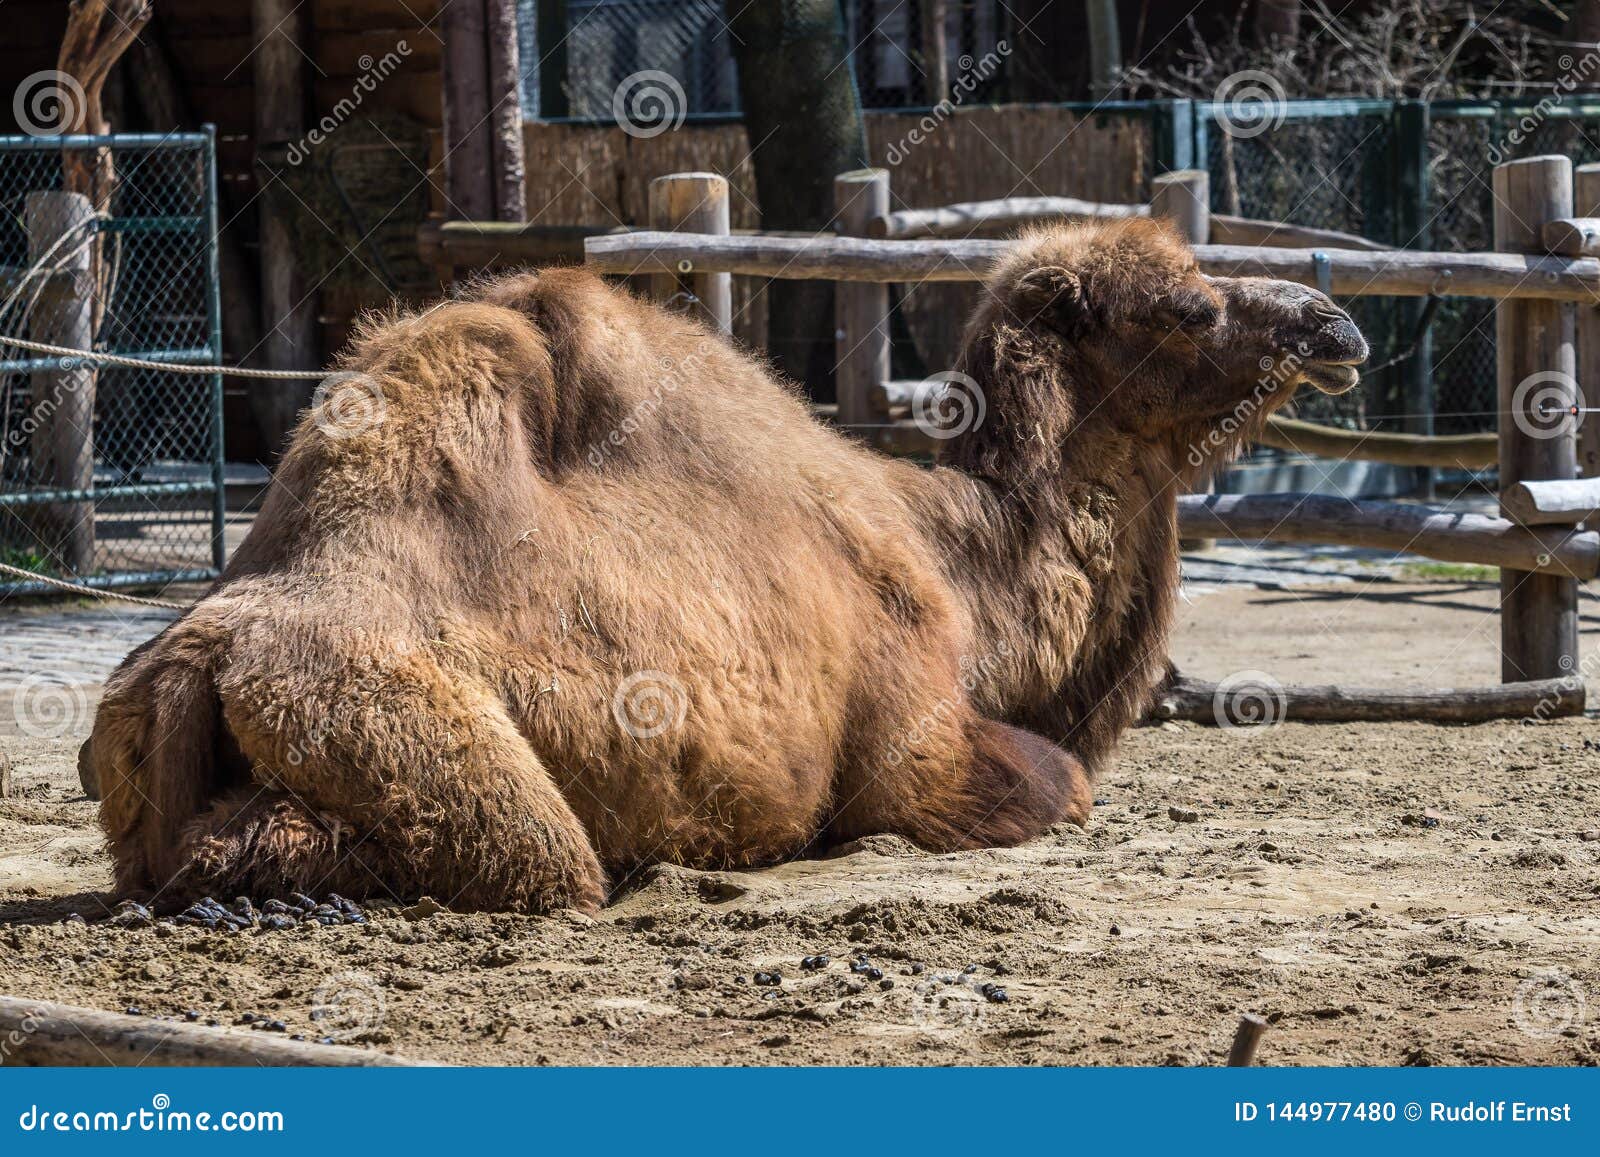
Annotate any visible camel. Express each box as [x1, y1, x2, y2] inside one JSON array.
[[86, 217, 1367, 913]]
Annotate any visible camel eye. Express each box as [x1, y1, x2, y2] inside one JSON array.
[[1158, 291, 1220, 332]]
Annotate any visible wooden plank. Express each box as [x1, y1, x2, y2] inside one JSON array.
[[440, 0, 493, 221], [312, 0, 442, 32], [0, 996, 421, 1067], [416, 220, 609, 267], [1176, 492, 1599, 579], [1495, 155, 1581, 681], [1154, 674, 1584, 725], [584, 231, 1600, 300], [1209, 215, 1391, 252]]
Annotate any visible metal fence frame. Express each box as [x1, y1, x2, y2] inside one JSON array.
[[0, 128, 224, 598]]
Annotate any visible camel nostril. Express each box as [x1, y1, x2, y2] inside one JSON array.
[[1307, 300, 1348, 325]]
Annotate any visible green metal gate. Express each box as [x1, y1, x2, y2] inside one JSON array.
[[0, 129, 223, 598]]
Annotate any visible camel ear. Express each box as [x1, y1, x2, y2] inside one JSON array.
[[1012, 265, 1086, 329]]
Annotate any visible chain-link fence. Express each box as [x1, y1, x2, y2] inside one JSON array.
[[523, 0, 1007, 117], [0, 131, 223, 596]]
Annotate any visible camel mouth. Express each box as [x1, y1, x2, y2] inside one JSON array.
[[1302, 361, 1363, 395]]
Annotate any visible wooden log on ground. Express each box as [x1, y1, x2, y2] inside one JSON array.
[[417, 220, 613, 268], [1155, 674, 1584, 725], [0, 996, 421, 1067], [1496, 156, 1580, 682], [1255, 415, 1498, 470], [585, 232, 1600, 300], [1226, 1013, 1269, 1066], [1500, 477, 1600, 526], [1176, 493, 1600, 579]]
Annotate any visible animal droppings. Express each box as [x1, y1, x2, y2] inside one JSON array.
[[753, 971, 782, 987], [979, 983, 1009, 1003], [102, 893, 366, 934], [800, 955, 830, 971]]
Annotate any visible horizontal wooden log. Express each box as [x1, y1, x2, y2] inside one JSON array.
[[1501, 477, 1600, 526], [0, 996, 422, 1066], [1255, 415, 1498, 470], [1541, 216, 1600, 257], [869, 198, 1388, 252], [1209, 215, 1391, 252], [1155, 674, 1584, 724], [1177, 493, 1600, 579], [418, 220, 614, 268], [585, 232, 1600, 301], [869, 195, 1147, 239]]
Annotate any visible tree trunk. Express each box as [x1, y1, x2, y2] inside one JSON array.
[[724, 0, 868, 399]]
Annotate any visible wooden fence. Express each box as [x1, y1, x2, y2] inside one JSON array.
[[584, 160, 1600, 719]]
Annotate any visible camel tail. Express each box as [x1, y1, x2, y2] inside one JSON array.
[[93, 636, 243, 899]]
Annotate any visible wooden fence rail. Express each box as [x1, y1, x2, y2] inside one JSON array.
[[584, 231, 1600, 302]]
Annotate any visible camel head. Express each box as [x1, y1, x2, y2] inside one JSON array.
[[947, 216, 1368, 486]]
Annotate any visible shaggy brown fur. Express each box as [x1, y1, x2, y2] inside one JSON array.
[[89, 218, 1366, 913]]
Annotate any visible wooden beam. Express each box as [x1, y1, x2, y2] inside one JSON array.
[[441, 0, 494, 221], [869, 196, 1387, 251], [1501, 477, 1600, 526], [1575, 165, 1600, 482], [0, 996, 421, 1067], [1542, 216, 1600, 257], [647, 174, 733, 335], [1495, 156, 1580, 681], [1254, 415, 1498, 470], [585, 232, 1600, 300], [252, 0, 319, 452], [1176, 492, 1599, 579], [485, 0, 527, 222], [835, 170, 892, 427], [1154, 674, 1584, 725], [417, 220, 612, 268]]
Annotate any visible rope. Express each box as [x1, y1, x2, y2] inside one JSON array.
[[0, 336, 329, 380], [0, 561, 186, 609]]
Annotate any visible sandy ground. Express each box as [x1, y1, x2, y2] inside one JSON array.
[[2, 566, 1598, 1066]]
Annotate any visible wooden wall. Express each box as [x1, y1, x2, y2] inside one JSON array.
[[523, 105, 1151, 364]]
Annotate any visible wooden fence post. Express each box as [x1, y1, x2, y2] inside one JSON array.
[[24, 191, 96, 576], [833, 169, 891, 431], [1575, 162, 1600, 482], [1494, 155, 1579, 682], [1150, 169, 1210, 244], [1154, 170, 1214, 551], [647, 173, 733, 336]]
